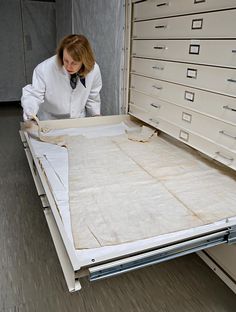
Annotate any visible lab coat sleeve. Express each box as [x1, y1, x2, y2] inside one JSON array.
[[85, 65, 102, 116], [21, 65, 46, 120]]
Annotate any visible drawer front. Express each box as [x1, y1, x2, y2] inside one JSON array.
[[130, 74, 236, 124], [130, 90, 236, 151], [133, 0, 236, 20], [131, 58, 236, 97], [130, 90, 163, 118], [132, 39, 236, 68], [129, 103, 160, 126], [133, 9, 236, 39], [129, 105, 236, 170]]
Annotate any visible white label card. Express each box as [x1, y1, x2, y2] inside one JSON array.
[[179, 130, 189, 142], [189, 44, 200, 54], [182, 112, 192, 123], [192, 18, 203, 30], [185, 91, 195, 102], [187, 68, 197, 79]]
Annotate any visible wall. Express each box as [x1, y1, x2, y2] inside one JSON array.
[[0, 0, 72, 102], [55, 0, 72, 44]]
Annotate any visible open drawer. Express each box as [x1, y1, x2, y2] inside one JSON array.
[[20, 115, 236, 292]]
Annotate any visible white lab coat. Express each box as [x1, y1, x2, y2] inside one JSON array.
[[21, 55, 102, 120]]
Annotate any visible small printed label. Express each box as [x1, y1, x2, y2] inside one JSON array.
[[179, 130, 189, 142], [182, 112, 192, 123]]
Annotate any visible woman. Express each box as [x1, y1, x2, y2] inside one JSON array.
[[21, 34, 102, 121]]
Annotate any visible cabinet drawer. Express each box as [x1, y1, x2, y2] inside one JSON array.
[[130, 90, 162, 118], [129, 105, 236, 170], [129, 103, 158, 126], [130, 74, 236, 124], [132, 39, 236, 69], [133, 0, 236, 20], [133, 9, 236, 39], [130, 90, 236, 151], [131, 58, 236, 97]]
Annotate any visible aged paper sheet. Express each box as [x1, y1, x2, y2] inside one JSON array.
[[67, 133, 236, 249]]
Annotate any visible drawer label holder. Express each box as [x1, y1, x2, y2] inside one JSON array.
[[184, 91, 195, 102], [182, 112, 192, 123], [187, 68, 198, 79], [189, 44, 200, 55], [192, 18, 203, 30], [179, 130, 189, 142]]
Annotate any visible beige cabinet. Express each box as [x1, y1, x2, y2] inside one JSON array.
[[128, 1, 236, 290]]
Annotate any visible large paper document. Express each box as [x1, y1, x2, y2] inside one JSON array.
[[67, 133, 236, 249]]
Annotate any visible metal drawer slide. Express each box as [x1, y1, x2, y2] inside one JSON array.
[[89, 227, 236, 281]]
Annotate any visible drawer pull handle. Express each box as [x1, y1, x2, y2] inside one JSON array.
[[150, 103, 161, 109], [152, 66, 164, 70], [156, 2, 169, 7], [149, 118, 159, 125], [223, 105, 236, 112], [155, 25, 167, 29], [227, 78, 236, 83], [219, 130, 236, 140], [215, 151, 234, 162], [152, 85, 163, 90], [232, 50, 236, 53], [153, 45, 166, 50]]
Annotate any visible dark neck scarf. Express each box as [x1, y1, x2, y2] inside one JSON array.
[[70, 73, 86, 89]]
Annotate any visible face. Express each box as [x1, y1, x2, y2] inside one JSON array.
[[63, 48, 82, 74]]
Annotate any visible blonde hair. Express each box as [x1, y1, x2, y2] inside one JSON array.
[[57, 34, 95, 77]]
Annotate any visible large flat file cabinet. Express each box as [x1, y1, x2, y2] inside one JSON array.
[[128, 0, 236, 290]]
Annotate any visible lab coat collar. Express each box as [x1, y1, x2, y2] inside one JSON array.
[[59, 64, 86, 88]]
